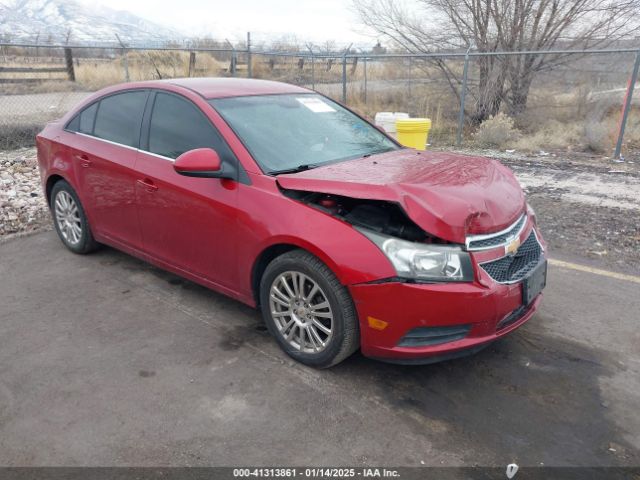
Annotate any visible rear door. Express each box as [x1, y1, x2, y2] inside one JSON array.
[[66, 90, 149, 250], [134, 90, 241, 291]]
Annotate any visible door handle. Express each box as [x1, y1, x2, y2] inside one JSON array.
[[137, 178, 158, 192], [74, 153, 91, 168]]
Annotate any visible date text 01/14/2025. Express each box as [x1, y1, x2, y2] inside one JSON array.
[[232, 468, 400, 477]]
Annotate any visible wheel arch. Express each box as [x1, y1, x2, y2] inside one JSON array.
[[250, 240, 346, 308], [45, 173, 67, 205]]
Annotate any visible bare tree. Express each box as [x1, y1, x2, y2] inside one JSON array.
[[353, 0, 640, 122]]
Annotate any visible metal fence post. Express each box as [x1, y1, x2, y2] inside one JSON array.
[[363, 56, 367, 104], [115, 34, 129, 82], [306, 45, 315, 90], [225, 39, 236, 77], [407, 56, 412, 111], [232, 51, 237, 77], [342, 53, 347, 103], [247, 32, 252, 78], [456, 47, 472, 146], [614, 49, 640, 159]]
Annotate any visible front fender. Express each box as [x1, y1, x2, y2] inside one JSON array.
[[236, 181, 397, 300]]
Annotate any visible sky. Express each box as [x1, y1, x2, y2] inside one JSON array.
[[77, 0, 380, 47]]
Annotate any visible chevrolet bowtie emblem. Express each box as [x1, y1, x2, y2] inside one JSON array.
[[505, 236, 521, 256]]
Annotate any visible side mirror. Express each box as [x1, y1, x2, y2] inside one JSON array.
[[174, 148, 225, 178]]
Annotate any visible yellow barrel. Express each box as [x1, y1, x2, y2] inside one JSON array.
[[396, 118, 431, 150]]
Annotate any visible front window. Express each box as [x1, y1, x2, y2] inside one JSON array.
[[149, 92, 227, 159], [210, 94, 398, 174]]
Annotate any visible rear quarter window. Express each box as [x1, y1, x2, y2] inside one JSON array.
[[67, 102, 97, 134], [78, 103, 98, 134]]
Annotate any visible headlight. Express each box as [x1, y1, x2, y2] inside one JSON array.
[[358, 229, 474, 282]]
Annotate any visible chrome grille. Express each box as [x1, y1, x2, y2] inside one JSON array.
[[466, 214, 526, 251], [480, 231, 542, 284]]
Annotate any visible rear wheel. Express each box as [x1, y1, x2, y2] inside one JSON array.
[[50, 180, 99, 254], [259, 250, 359, 368]]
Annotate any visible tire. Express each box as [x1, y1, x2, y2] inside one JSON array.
[[50, 180, 99, 254], [259, 249, 359, 368]]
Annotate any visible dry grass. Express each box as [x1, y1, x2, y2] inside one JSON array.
[[1, 50, 637, 155], [512, 93, 640, 154], [513, 120, 583, 151], [1, 51, 231, 93], [75, 51, 228, 90]]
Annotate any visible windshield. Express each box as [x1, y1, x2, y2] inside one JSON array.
[[210, 94, 398, 174]]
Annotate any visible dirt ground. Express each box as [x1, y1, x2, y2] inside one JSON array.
[[447, 148, 640, 274]]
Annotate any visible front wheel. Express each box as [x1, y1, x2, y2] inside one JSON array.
[[259, 250, 360, 368]]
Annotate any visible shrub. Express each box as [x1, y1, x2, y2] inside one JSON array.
[[473, 113, 520, 148]]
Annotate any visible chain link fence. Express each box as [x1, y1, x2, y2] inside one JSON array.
[[1, 40, 638, 158]]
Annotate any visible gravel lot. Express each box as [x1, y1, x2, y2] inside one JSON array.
[[0, 148, 49, 238]]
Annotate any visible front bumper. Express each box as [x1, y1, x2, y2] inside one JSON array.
[[349, 277, 543, 363], [349, 220, 546, 364]]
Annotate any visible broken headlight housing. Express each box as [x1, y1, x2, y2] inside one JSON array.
[[359, 229, 474, 282]]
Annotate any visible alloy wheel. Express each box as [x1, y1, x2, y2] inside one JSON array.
[[54, 191, 82, 246], [269, 271, 334, 353]]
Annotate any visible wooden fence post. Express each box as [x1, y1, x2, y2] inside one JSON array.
[[188, 52, 196, 77], [64, 48, 75, 81]]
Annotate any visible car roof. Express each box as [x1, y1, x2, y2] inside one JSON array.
[[146, 77, 312, 99]]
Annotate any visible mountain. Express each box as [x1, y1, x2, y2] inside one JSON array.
[[0, 0, 184, 46]]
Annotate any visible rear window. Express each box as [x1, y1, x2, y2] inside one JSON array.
[[93, 91, 148, 147]]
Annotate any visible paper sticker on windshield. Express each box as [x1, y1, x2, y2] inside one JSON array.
[[297, 97, 336, 113]]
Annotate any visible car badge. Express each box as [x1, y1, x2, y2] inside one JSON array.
[[505, 236, 521, 256]]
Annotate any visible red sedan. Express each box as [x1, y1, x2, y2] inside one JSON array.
[[36, 78, 547, 368]]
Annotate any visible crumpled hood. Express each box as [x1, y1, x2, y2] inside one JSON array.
[[276, 149, 525, 244]]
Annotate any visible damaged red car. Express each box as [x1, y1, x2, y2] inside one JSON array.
[[36, 78, 547, 368]]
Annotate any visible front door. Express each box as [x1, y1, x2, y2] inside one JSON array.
[[134, 91, 241, 291]]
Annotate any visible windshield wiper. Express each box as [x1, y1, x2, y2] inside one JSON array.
[[362, 147, 395, 158], [269, 164, 320, 175]]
